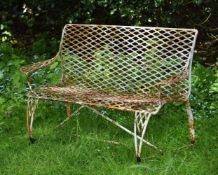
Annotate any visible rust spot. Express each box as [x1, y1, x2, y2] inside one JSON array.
[[188, 116, 195, 143], [66, 101, 72, 118]]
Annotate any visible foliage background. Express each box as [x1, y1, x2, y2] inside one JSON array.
[[0, 0, 217, 174], [1, 0, 218, 64]]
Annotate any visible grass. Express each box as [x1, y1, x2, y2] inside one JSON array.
[[0, 102, 217, 175]]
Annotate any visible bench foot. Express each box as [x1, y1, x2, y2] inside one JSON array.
[[29, 137, 36, 144], [186, 101, 196, 144], [26, 97, 39, 143], [136, 156, 141, 163], [190, 140, 195, 144]]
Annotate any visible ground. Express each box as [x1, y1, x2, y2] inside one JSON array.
[[0, 102, 217, 175]]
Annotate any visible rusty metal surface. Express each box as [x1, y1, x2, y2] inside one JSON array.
[[186, 101, 196, 144], [66, 102, 72, 118], [28, 84, 187, 112], [20, 53, 59, 76]]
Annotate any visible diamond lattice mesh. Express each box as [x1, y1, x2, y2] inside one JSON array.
[[60, 24, 197, 100]]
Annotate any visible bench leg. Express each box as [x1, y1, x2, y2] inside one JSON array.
[[66, 102, 72, 118], [186, 101, 195, 144], [26, 97, 39, 143], [56, 106, 84, 128], [134, 111, 151, 162]]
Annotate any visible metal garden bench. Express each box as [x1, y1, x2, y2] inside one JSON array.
[[20, 24, 198, 162]]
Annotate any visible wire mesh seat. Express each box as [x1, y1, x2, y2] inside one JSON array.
[[20, 24, 198, 162], [29, 85, 163, 111]]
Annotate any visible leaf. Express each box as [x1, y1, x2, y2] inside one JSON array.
[[0, 97, 5, 105], [50, 62, 58, 69], [0, 71, 4, 79], [210, 82, 218, 93]]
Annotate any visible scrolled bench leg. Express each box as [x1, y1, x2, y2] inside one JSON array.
[[26, 97, 39, 143], [134, 111, 151, 162], [186, 101, 195, 144]]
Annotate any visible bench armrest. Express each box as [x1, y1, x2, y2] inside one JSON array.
[[20, 52, 59, 76]]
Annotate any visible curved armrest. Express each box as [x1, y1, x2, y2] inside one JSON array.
[[20, 52, 59, 76]]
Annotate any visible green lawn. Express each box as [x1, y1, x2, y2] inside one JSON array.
[[0, 102, 217, 175]]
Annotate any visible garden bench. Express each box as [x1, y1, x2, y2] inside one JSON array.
[[20, 24, 198, 162]]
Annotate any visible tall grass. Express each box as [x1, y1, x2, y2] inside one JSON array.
[[0, 102, 217, 175]]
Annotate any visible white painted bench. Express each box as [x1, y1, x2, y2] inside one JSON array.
[[20, 24, 198, 162]]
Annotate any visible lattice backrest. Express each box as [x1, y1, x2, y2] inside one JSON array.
[[59, 24, 198, 100]]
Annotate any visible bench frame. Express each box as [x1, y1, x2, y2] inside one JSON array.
[[21, 24, 198, 162]]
